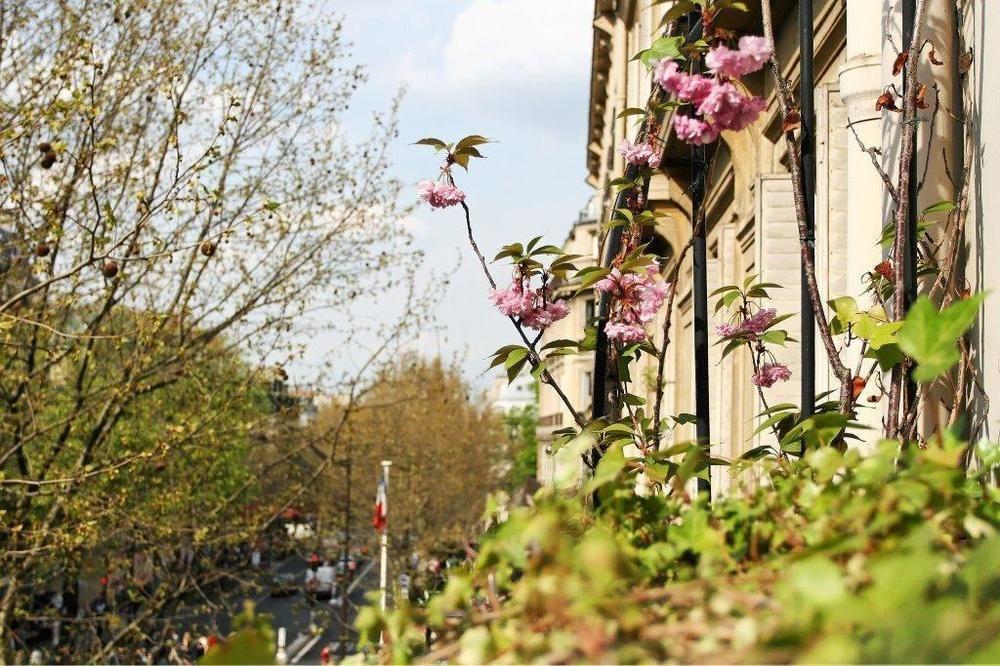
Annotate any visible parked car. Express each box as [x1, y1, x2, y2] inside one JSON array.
[[268, 572, 298, 597]]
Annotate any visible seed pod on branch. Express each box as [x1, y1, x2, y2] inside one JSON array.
[[876, 90, 901, 113]]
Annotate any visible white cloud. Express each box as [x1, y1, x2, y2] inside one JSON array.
[[443, 0, 592, 91], [397, 0, 592, 110], [396, 212, 429, 235]]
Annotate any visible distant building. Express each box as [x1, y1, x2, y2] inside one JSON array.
[[489, 373, 535, 414], [535, 198, 600, 484]]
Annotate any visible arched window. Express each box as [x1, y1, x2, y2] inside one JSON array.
[[640, 230, 673, 270]]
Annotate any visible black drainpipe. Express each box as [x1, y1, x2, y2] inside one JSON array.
[[800, 0, 817, 420]]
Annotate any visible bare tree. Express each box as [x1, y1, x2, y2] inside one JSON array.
[[0, 0, 423, 659]]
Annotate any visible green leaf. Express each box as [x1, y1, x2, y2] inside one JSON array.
[[921, 199, 956, 216], [865, 342, 904, 371], [764, 312, 796, 331], [759, 329, 788, 346], [829, 296, 859, 335], [753, 410, 794, 437], [854, 313, 903, 349], [504, 348, 529, 383], [634, 35, 686, 69], [657, 1, 697, 30], [493, 243, 524, 261], [642, 460, 676, 483], [622, 393, 646, 407], [263, 201, 280, 211], [454, 135, 490, 151], [710, 284, 740, 296], [719, 338, 745, 361], [739, 444, 776, 461], [616, 107, 648, 119], [541, 338, 580, 352], [898, 294, 986, 382], [575, 266, 611, 291], [413, 137, 448, 151], [586, 441, 627, 493]]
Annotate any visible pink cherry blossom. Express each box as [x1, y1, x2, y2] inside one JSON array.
[[715, 308, 777, 339], [488, 279, 569, 331], [673, 114, 720, 145], [619, 138, 661, 168], [594, 264, 670, 342], [655, 35, 770, 146], [705, 36, 773, 79], [737, 36, 772, 73], [705, 44, 745, 78], [605, 322, 647, 343], [742, 308, 777, 336], [521, 298, 569, 330], [654, 59, 684, 91], [715, 322, 740, 337], [488, 282, 532, 317], [751, 362, 792, 388], [674, 73, 715, 105], [718, 94, 766, 132], [655, 60, 714, 104], [696, 82, 765, 132], [417, 180, 466, 209]]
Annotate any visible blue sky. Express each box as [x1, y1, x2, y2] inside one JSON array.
[[318, 0, 595, 384]]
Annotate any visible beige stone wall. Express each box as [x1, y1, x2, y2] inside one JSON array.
[[963, 0, 1000, 440], [540, 0, 996, 490]]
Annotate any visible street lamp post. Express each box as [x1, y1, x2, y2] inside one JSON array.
[[378, 460, 391, 613], [337, 458, 351, 662]]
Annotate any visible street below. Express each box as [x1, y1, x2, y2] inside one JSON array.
[[177, 554, 375, 664]]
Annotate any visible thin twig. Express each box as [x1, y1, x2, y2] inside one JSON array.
[[459, 201, 585, 427], [846, 118, 899, 204], [887, 0, 930, 439]]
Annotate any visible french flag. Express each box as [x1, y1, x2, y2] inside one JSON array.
[[372, 474, 387, 532]]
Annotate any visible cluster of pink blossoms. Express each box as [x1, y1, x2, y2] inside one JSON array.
[[618, 137, 661, 168], [417, 180, 466, 209], [655, 35, 771, 145], [705, 35, 773, 78], [489, 280, 569, 331], [715, 307, 777, 339], [751, 362, 792, 388], [594, 265, 671, 343]]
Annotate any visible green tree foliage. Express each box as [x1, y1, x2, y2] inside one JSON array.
[[504, 396, 539, 491], [311, 356, 509, 563]]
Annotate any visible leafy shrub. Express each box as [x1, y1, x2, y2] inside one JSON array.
[[357, 438, 1000, 663]]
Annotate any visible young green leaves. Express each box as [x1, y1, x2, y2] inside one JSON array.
[[413, 134, 490, 170]]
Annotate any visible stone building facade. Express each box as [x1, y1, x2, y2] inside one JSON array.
[[538, 0, 997, 493]]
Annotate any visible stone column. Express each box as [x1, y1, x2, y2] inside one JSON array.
[[839, 0, 886, 303], [838, 0, 887, 443]]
